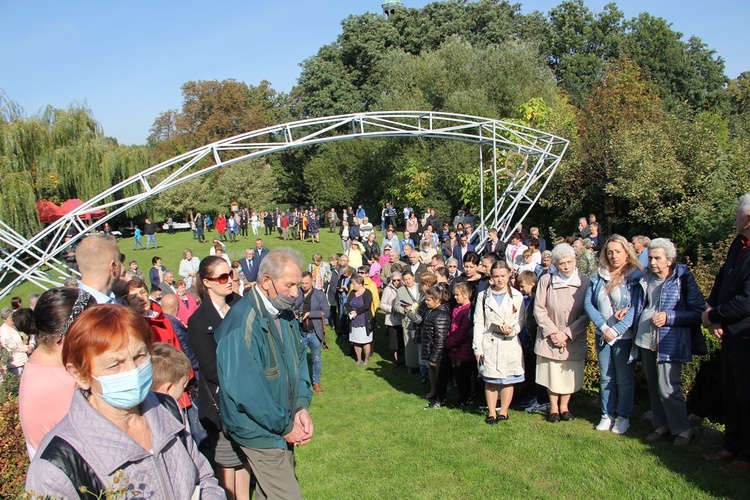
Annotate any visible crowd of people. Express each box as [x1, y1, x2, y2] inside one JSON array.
[[5, 194, 750, 498]]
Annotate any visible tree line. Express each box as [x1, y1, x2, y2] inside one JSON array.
[[2, 0, 749, 260]]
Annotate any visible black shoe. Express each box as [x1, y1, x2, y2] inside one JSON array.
[[485, 415, 498, 425], [548, 412, 561, 423], [496, 414, 509, 421], [561, 411, 575, 422]]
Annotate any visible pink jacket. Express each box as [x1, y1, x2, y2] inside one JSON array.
[[176, 292, 198, 325]]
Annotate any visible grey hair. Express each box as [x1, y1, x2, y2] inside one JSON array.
[[446, 257, 459, 266], [63, 277, 79, 287], [582, 238, 593, 249], [163, 269, 174, 276], [257, 248, 304, 281], [541, 250, 553, 260], [739, 193, 750, 216], [390, 271, 402, 280], [551, 243, 576, 263], [648, 238, 677, 260], [0, 307, 13, 320]]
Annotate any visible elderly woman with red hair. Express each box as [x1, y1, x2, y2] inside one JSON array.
[[25, 305, 223, 499]]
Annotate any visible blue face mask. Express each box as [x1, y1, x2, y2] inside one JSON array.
[[93, 357, 153, 410]]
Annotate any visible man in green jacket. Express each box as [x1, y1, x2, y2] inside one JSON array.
[[215, 248, 313, 499]]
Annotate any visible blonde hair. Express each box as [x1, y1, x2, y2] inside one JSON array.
[[151, 342, 191, 389], [600, 234, 643, 293]]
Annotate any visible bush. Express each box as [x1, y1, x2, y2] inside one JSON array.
[[0, 373, 27, 499]]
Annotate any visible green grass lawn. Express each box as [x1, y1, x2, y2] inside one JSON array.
[[3, 226, 750, 497], [300, 326, 750, 499]]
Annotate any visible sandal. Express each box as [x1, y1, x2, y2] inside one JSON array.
[[485, 415, 498, 425]]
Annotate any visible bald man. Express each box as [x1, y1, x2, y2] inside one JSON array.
[[75, 235, 122, 304], [160, 294, 199, 372]]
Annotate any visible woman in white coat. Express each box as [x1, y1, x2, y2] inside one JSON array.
[[473, 260, 524, 424]]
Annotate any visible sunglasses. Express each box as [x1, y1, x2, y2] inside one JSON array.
[[357, 271, 367, 274], [206, 272, 231, 284]]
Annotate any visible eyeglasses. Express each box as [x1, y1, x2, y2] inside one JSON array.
[[205, 273, 231, 284], [392, 279, 402, 283], [357, 271, 367, 275]]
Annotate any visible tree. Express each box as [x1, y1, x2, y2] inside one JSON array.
[[543, 0, 625, 105], [623, 13, 728, 112], [0, 103, 149, 237]]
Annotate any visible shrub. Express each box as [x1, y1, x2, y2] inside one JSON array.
[[0, 374, 27, 499]]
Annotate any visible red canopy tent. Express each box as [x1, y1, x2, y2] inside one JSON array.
[[36, 201, 65, 223], [58, 199, 107, 221], [36, 199, 107, 223]]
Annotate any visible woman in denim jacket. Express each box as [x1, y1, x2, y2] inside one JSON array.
[[584, 235, 643, 435], [631, 238, 705, 446]]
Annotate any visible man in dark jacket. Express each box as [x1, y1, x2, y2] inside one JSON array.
[[452, 234, 476, 273], [254, 238, 270, 263], [241, 248, 258, 284], [425, 208, 441, 235], [144, 218, 158, 249], [215, 248, 312, 499], [295, 272, 330, 394], [702, 193, 750, 472]]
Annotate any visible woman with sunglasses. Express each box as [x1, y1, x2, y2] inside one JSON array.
[[19, 288, 96, 459], [187, 256, 250, 499]]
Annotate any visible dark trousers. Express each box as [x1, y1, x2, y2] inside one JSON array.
[[523, 346, 550, 404], [721, 343, 750, 460], [436, 358, 453, 403], [453, 359, 474, 404], [329, 305, 338, 329]]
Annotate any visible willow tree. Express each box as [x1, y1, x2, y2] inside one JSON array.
[[0, 101, 150, 237]]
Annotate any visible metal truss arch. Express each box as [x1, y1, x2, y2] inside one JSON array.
[[0, 111, 569, 299]]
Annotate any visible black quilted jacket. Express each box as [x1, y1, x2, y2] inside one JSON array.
[[420, 303, 452, 364]]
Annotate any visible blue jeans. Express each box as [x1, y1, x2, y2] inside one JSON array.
[[186, 399, 209, 449], [146, 234, 157, 249], [301, 332, 322, 384], [596, 337, 634, 418]]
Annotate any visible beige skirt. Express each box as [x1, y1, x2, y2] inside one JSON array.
[[536, 357, 585, 394]]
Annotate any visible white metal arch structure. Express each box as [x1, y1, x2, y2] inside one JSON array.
[[0, 111, 569, 299]]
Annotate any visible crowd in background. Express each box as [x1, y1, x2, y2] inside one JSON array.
[[7, 194, 750, 498]]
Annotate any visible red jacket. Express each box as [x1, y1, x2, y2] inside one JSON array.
[[445, 302, 473, 361], [146, 303, 194, 409], [216, 215, 227, 234]]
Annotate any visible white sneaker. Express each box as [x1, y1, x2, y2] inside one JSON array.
[[611, 416, 630, 434], [595, 414, 614, 431]]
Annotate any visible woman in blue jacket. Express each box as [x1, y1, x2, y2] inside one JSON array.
[[632, 238, 705, 446], [584, 235, 642, 435]]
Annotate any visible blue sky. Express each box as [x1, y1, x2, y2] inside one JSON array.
[[2, 0, 748, 146]]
